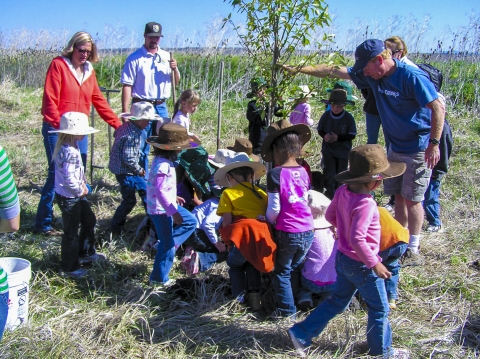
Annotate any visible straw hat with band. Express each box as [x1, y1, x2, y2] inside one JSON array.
[[227, 138, 259, 162], [49, 112, 99, 135], [307, 190, 332, 229], [119, 101, 163, 121], [335, 144, 406, 184], [146, 122, 200, 150], [326, 81, 358, 101], [260, 119, 311, 162], [208, 149, 236, 168], [321, 88, 355, 106], [214, 152, 266, 188]]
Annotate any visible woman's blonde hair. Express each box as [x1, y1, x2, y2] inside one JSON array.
[[62, 31, 99, 63], [173, 89, 201, 117], [53, 133, 77, 161], [384, 36, 408, 57]]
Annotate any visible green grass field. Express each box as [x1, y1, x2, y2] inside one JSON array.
[[0, 44, 479, 358]]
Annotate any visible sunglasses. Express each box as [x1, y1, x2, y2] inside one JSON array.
[[76, 48, 92, 56], [391, 49, 403, 55]]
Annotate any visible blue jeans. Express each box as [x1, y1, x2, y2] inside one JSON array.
[[289, 252, 393, 356], [35, 123, 89, 233], [227, 246, 262, 298], [139, 103, 169, 174], [423, 178, 441, 226], [55, 195, 97, 272], [198, 251, 228, 272], [111, 174, 147, 233], [149, 206, 196, 283], [273, 229, 314, 317], [0, 291, 8, 341], [366, 112, 382, 145], [378, 242, 408, 301]]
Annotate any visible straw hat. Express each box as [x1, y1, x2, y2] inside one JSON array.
[[261, 119, 311, 162], [227, 138, 259, 162], [48, 112, 99, 135], [307, 190, 332, 229], [119, 101, 163, 121], [321, 88, 355, 105], [208, 149, 236, 168], [214, 152, 266, 187], [146, 123, 200, 150], [335, 144, 406, 184]]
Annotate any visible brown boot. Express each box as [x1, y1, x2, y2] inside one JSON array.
[[246, 291, 261, 311]]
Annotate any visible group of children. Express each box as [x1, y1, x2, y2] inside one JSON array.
[[49, 81, 451, 358]]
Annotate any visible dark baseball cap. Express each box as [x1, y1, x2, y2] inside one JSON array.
[[351, 39, 384, 74], [145, 22, 163, 37]]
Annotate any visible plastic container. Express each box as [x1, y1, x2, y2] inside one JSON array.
[[0, 257, 31, 330]]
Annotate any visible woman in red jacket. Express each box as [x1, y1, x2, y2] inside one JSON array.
[[34, 31, 121, 236]]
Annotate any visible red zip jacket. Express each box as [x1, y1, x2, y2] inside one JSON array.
[[41, 56, 121, 129]]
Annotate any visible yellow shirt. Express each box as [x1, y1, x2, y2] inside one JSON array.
[[217, 182, 267, 219]]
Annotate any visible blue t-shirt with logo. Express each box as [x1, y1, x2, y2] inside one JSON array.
[[348, 59, 438, 154]]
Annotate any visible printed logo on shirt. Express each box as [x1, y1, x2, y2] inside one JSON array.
[[377, 86, 400, 98]]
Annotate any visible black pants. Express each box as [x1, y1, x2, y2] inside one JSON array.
[[182, 229, 219, 253], [323, 153, 348, 200], [55, 194, 96, 272]]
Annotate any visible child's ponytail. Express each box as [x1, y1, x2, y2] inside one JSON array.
[[173, 98, 181, 118]]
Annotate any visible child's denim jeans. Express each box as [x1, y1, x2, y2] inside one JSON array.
[[227, 246, 262, 298], [0, 290, 8, 341], [378, 242, 408, 300], [289, 251, 393, 356], [273, 229, 314, 317]]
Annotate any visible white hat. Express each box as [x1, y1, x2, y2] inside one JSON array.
[[298, 85, 317, 98], [119, 101, 163, 121], [48, 112, 99, 135], [214, 152, 266, 187], [307, 190, 332, 229], [208, 149, 236, 168]]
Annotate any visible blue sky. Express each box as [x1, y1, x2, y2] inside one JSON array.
[[0, 0, 478, 51]]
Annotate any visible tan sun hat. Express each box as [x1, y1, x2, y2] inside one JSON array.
[[214, 152, 266, 187], [119, 101, 163, 121], [146, 123, 200, 150], [227, 138, 260, 162], [307, 190, 332, 229], [298, 85, 317, 98], [335, 144, 406, 184], [261, 119, 311, 162], [48, 112, 99, 135]]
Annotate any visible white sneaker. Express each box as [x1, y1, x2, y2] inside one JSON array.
[[79, 252, 107, 264], [388, 348, 410, 359], [287, 328, 306, 357], [426, 224, 444, 233]]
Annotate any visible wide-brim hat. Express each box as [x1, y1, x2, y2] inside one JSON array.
[[351, 39, 385, 74], [298, 85, 317, 98], [335, 144, 406, 184], [48, 112, 99, 135], [327, 81, 358, 101], [146, 123, 200, 150], [214, 152, 266, 187], [208, 149, 236, 168], [145, 21, 163, 37], [119, 101, 163, 121], [321, 88, 355, 106], [261, 119, 311, 162], [307, 190, 332, 229], [226, 138, 260, 162]]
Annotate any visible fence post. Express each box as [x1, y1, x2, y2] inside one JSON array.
[[216, 61, 224, 151]]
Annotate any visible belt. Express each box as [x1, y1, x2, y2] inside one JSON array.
[[132, 97, 166, 105]]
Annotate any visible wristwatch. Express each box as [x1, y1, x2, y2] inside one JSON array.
[[429, 138, 440, 145]]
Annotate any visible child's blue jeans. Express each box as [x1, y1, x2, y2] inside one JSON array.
[[0, 290, 8, 341], [423, 178, 442, 226], [378, 242, 408, 301], [227, 246, 261, 298], [273, 229, 314, 317], [149, 206, 196, 284], [289, 252, 393, 357]]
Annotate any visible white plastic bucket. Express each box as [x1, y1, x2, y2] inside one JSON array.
[[0, 257, 31, 330]]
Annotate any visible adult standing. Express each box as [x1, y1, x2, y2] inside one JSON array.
[[120, 22, 180, 171], [281, 39, 445, 266], [34, 32, 122, 236]]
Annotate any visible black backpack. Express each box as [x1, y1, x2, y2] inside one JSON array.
[[417, 63, 443, 92]]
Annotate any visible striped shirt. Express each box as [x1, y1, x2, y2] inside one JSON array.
[[0, 145, 20, 221], [0, 267, 7, 294]]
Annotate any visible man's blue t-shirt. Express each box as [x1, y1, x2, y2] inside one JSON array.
[[348, 59, 438, 154]]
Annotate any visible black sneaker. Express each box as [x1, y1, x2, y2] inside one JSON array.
[[401, 248, 424, 267]]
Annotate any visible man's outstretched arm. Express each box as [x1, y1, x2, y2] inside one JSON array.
[[279, 64, 351, 80]]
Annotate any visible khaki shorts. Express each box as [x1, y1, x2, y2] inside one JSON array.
[[383, 149, 431, 202]]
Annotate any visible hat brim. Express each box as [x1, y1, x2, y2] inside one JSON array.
[[146, 135, 201, 150], [321, 99, 355, 105], [48, 128, 100, 135], [261, 124, 311, 162], [214, 161, 266, 187], [145, 33, 163, 37], [119, 113, 163, 121], [226, 146, 260, 162], [335, 161, 406, 184], [208, 158, 225, 168], [326, 89, 358, 101]]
